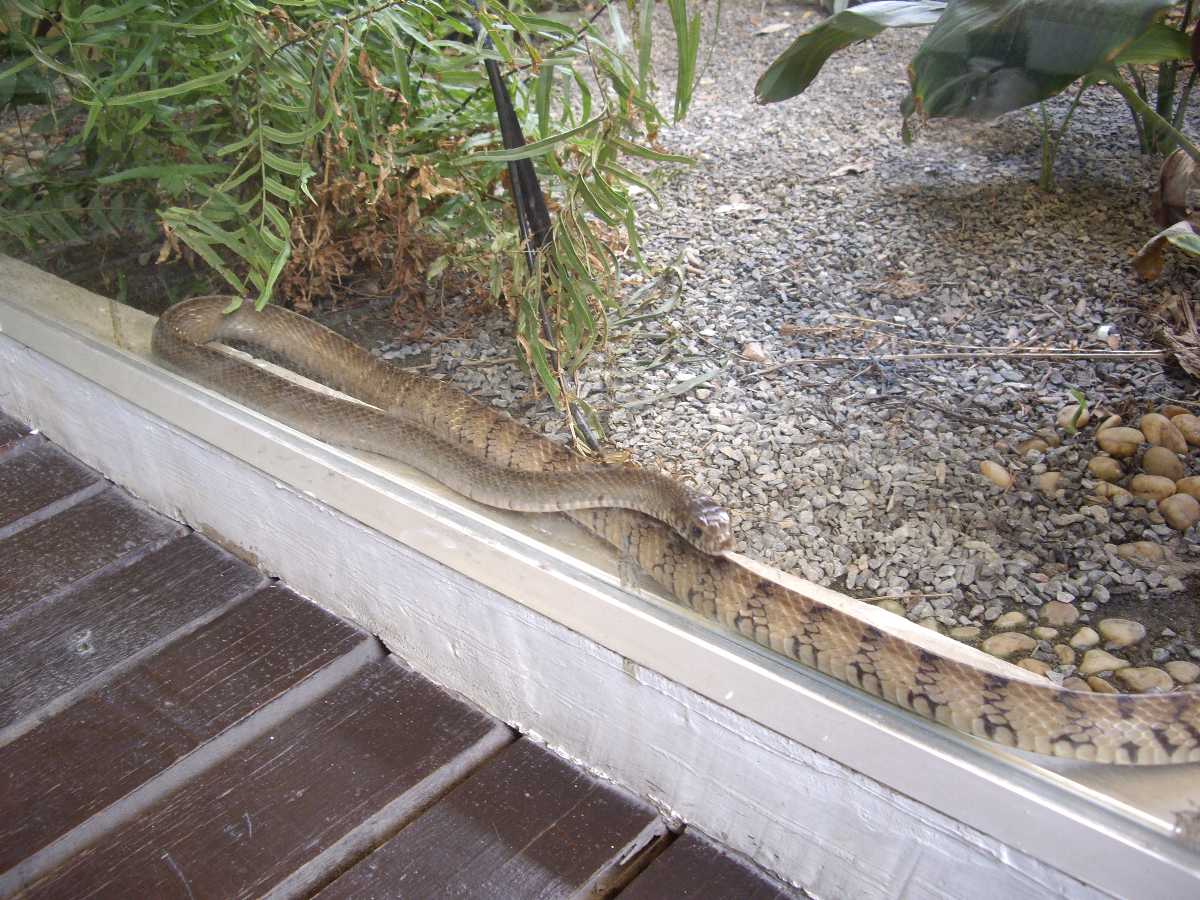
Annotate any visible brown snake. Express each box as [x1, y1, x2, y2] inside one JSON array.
[[155, 295, 1200, 765]]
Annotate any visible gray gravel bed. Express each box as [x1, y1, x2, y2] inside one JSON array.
[[324, 2, 1200, 689]]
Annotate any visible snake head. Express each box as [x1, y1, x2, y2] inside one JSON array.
[[684, 496, 733, 555]]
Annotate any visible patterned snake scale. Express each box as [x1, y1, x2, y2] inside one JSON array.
[[154, 295, 1200, 765]]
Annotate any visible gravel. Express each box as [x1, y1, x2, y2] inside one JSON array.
[[322, 1, 1200, 687]]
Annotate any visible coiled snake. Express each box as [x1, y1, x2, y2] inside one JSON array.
[[155, 295, 1200, 765]]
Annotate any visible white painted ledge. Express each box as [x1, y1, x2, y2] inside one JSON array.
[[2, 255, 1199, 899]]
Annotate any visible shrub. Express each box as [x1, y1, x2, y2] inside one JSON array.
[[0, 0, 704, 433]]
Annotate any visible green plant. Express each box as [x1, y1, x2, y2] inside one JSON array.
[[1064, 388, 1088, 436], [755, 0, 1198, 188], [0, 0, 706, 439]]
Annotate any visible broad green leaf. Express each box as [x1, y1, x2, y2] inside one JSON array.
[[756, 1, 946, 104], [907, 0, 1176, 121], [1114, 22, 1191, 66], [1133, 221, 1200, 280]]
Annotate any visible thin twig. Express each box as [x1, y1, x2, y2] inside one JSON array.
[[507, 0, 616, 76], [750, 348, 1168, 377], [857, 592, 954, 603], [876, 397, 1042, 437], [458, 355, 517, 368], [269, 1, 409, 60]]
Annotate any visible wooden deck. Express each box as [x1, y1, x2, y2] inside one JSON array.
[[0, 408, 801, 899]]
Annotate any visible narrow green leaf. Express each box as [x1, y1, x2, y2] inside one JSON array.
[[614, 137, 693, 165], [469, 114, 605, 162], [256, 240, 292, 308], [574, 176, 618, 225], [72, 0, 154, 25], [265, 174, 300, 204], [638, 0, 654, 90], [95, 61, 247, 106], [536, 63, 555, 140], [603, 161, 661, 204], [262, 148, 310, 177], [261, 109, 331, 145], [215, 132, 258, 157], [98, 164, 228, 185], [624, 207, 644, 267]]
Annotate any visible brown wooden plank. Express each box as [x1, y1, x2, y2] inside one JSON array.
[[0, 488, 178, 620], [620, 831, 806, 900], [0, 533, 264, 729], [0, 585, 371, 877], [21, 660, 511, 900], [0, 410, 27, 453], [318, 738, 667, 900], [0, 442, 100, 529]]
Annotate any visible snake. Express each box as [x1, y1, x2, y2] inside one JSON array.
[[154, 295, 1200, 765]]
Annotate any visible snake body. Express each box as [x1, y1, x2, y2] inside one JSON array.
[[155, 295, 1200, 765]]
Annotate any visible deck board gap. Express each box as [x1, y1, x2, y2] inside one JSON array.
[[0, 553, 269, 744], [0, 525, 185, 631], [0, 592, 381, 897], [0, 479, 108, 542], [0, 535, 267, 748]]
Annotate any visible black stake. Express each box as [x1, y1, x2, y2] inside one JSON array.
[[473, 9, 600, 450]]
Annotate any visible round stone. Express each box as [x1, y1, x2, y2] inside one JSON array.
[[1069, 627, 1100, 650], [1079, 648, 1131, 676], [949, 625, 981, 640], [1040, 600, 1079, 628], [1054, 644, 1076, 666], [1166, 660, 1200, 684], [1017, 658, 1051, 676], [1142, 446, 1185, 480], [1086, 675, 1118, 694], [1116, 541, 1165, 563], [982, 632, 1037, 659], [1160, 493, 1200, 532], [1062, 676, 1091, 692], [876, 599, 905, 615], [1098, 618, 1147, 650], [994, 611, 1028, 630], [1032, 626, 1058, 640], [1114, 666, 1173, 693]]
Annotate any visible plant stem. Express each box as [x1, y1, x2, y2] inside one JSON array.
[[1037, 83, 1087, 191], [1155, 59, 1180, 153], [1124, 65, 1149, 151], [1035, 102, 1053, 190], [1173, 68, 1199, 132], [1105, 68, 1200, 162]]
